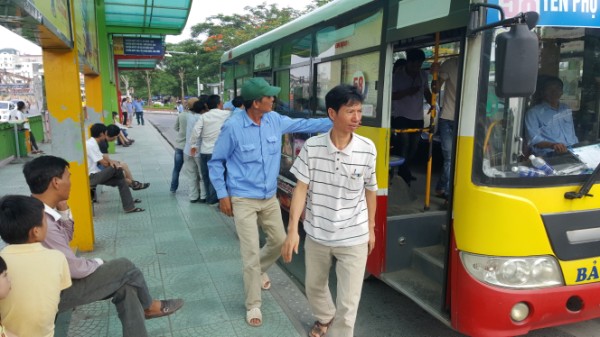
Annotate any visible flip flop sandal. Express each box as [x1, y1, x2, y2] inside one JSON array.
[[246, 307, 262, 327], [125, 207, 145, 213], [132, 182, 150, 190], [261, 273, 271, 290], [134, 199, 142, 203], [309, 319, 333, 337]]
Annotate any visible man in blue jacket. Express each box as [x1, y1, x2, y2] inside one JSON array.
[[208, 78, 332, 327]]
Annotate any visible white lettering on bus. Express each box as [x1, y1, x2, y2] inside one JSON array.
[[500, 0, 598, 19]]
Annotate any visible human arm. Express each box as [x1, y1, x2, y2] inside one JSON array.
[[174, 113, 181, 132], [365, 189, 377, 255], [524, 105, 569, 153], [281, 180, 308, 263], [43, 213, 101, 279], [189, 117, 204, 156], [208, 121, 236, 215], [279, 114, 332, 134]]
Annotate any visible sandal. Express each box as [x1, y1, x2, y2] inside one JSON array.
[[309, 319, 333, 337], [131, 181, 150, 190], [261, 273, 271, 290], [134, 199, 142, 203], [125, 207, 145, 213], [246, 307, 262, 327]]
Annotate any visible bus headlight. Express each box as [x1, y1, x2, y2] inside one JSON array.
[[460, 252, 563, 289]]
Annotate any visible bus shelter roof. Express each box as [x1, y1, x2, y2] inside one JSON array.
[[104, 0, 192, 35]]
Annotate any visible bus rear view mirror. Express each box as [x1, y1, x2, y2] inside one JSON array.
[[495, 23, 539, 98]]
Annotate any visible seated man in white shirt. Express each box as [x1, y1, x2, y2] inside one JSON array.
[[86, 123, 144, 213]]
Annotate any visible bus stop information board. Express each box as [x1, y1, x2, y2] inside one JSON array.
[[113, 37, 164, 56]]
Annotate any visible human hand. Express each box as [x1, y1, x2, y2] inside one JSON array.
[[368, 227, 376, 255], [281, 232, 300, 263], [190, 147, 197, 156], [57, 200, 69, 211], [552, 143, 568, 153], [219, 197, 233, 217]]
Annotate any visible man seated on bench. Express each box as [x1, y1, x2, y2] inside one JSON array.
[[23, 155, 184, 337], [86, 123, 145, 213], [98, 125, 149, 191]]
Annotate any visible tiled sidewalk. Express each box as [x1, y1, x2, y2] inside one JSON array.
[[0, 124, 311, 337]]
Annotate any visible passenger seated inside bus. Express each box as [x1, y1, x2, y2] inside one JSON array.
[[525, 75, 578, 157]]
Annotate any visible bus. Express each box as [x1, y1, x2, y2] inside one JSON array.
[[220, 0, 600, 335]]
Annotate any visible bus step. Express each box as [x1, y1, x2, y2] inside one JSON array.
[[412, 244, 445, 285]]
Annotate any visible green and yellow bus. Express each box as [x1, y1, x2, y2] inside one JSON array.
[[221, 0, 600, 335]]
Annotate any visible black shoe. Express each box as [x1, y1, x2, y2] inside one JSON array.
[[190, 198, 201, 203]]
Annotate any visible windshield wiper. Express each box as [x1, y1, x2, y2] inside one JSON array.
[[564, 162, 600, 199]]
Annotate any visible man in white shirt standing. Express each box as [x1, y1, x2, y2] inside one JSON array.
[[281, 84, 378, 337], [190, 95, 231, 204], [86, 123, 143, 213]]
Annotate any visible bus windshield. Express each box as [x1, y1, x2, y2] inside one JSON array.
[[475, 26, 600, 185]]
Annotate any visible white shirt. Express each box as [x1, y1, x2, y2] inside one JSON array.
[[9, 109, 30, 129], [439, 57, 459, 121], [85, 137, 103, 174], [190, 108, 232, 154], [290, 131, 378, 247]]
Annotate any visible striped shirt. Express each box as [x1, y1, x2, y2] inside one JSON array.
[[290, 131, 377, 247]]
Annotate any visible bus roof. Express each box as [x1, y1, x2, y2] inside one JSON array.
[[220, 0, 372, 64]]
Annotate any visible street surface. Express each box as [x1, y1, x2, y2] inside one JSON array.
[[146, 111, 599, 337]]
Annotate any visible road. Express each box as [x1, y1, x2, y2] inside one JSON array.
[[145, 111, 599, 337]]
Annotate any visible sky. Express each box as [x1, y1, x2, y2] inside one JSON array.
[[0, 0, 316, 55]]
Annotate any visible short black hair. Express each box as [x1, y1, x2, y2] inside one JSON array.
[[107, 124, 121, 137], [406, 48, 426, 63], [232, 96, 244, 108], [190, 98, 208, 114], [0, 256, 6, 274], [206, 95, 221, 110], [17, 101, 25, 110], [0, 195, 44, 244], [23, 155, 70, 194], [90, 123, 107, 138], [325, 84, 363, 113]]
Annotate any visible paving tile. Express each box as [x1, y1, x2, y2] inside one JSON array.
[[168, 298, 229, 330], [171, 321, 237, 337]]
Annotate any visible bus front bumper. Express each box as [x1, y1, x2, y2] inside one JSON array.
[[451, 249, 600, 337]]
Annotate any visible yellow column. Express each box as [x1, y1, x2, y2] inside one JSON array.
[[42, 49, 95, 252]]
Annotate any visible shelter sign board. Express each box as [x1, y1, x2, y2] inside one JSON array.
[[29, 0, 72, 42], [113, 37, 164, 56]]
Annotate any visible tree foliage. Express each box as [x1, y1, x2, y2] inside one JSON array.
[[121, 0, 332, 99]]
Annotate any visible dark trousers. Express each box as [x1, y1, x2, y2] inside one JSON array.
[[58, 258, 153, 337], [89, 166, 135, 211], [200, 153, 218, 204], [170, 148, 184, 192], [135, 111, 144, 125], [123, 111, 128, 126]]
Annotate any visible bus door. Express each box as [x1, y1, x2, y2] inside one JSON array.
[[380, 29, 464, 321]]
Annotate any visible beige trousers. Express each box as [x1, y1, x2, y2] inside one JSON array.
[[231, 196, 286, 310], [305, 237, 368, 337]]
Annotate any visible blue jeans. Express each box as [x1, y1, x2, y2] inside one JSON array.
[[170, 148, 184, 192], [436, 118, 454, 195], [200, 153, 218, 204]]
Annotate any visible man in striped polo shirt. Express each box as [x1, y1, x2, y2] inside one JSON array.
[[282, 84, 378, 337]]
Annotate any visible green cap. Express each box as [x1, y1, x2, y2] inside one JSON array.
[[241, 78, 281, 101]]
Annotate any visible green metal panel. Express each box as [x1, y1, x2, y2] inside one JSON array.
[[221, 0, 374, 63]]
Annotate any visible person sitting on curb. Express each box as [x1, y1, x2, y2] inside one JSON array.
[[0, 195, 71, 337], [23, 155, 184, 337], [86, 123, 145, 213]]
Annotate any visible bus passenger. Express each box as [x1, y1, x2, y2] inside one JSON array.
[[282, 84, 377, 337], [431, 57, 459, 199], [525, 76, 578, 156], [208, 77, 332, 327], [391, 49, 433, 185]]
